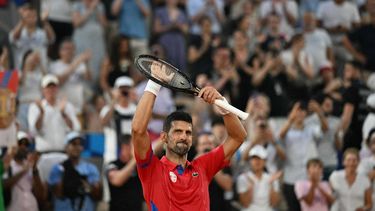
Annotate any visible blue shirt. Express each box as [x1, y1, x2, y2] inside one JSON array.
[[48, 160, 100, 211], [119, 0, 150, 39]]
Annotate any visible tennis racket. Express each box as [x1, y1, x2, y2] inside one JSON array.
[[134, 54, 249, 120]]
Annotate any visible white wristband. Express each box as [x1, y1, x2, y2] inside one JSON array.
[[144, 80, 161, 96]]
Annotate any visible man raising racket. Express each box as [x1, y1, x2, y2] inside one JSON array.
[[131, 79, 247, 210]]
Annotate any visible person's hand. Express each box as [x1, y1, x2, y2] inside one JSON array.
[[41, 10, 49, 23], [288, 102, 300, 123], [368, 170, 375, 181], [59, 97, 68, 113], [89, 0, 99, 10], [198, 86, 223, 104], [269, 171, 282, 184], [308, 100, 321, 114], [35, 100, 44, 114], [111, 88, 121, 102], [27, 152, 40, 170], [355, 53, 367, 64]]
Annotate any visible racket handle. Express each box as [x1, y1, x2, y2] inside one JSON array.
[[214, 99, 249, 120]]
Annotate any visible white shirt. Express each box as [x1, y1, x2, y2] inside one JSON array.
[[100, 103, 136, 135], [18, 70, 43, 103], [135, 81, 175, 134], [304, 29, 333, 75], [237, 171, 279, 211], [187, 0, 224, 35], [28, 99, 81, 152], [329, 170, 370, 211], [6, 160, 38, 211], [259, 0, 298, 38], [9, 27, 50, 70], [49, 60, 87, 113], [41, 0, 73, 23], [316, 1, 360, 43], [305, 114, 339, 167], [361, 113, 375, 158], [281, 125, 320, 184]]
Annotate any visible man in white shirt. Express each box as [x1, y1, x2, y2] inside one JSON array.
[[259, 0, 298, 39], [100, 76, 137, 163], [303, 12, 334, 76], [28, 74, 81, 152], [360, 93, 375, 158], [316, 0, 361, 74], [49, 38, 91, 115], [187, 0, 225, 35]]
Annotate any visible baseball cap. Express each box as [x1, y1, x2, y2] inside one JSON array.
[[17, 131, 29, 141], [249, 145, 267, 159], [114, 76, 134, 88], [64, 131, 85, 145], [41, 74, 59, 88], [367, 93, 375, 109]]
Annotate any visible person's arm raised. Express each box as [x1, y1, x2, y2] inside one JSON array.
[[131, 80, 161, 159]]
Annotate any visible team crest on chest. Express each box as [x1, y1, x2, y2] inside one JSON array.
[[169, 171, 177, 183], [192, 172, 199, 177]]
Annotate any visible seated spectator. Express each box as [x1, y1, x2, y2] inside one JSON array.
[[305, 95, 340, 180], [106, 134, 143, 211], [100, 35, 133, 97], [8, 4, 54, 70], [153, 0, 189, 71], [49, 38, 91, 116], [17, 50, 45, 131], [28, 74, 81, 152], [295, 158, 334, 211], [329, 148, 372, 211], [358, 129, 375, 207], [3, 131, 46, 211], [48, 132, 102, 211], [100, 76, 136, 163], [279, 102, 322, 211], [237, 145, 281, 211]]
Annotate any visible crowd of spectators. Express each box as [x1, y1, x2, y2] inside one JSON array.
[[0, 0, 375, 210]]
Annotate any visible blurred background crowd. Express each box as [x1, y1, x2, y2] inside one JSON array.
[[0, 0, 375, 210]]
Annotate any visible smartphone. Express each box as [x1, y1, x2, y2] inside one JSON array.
[[0, 146, 8, 158]]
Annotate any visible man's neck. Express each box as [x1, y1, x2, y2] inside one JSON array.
[[166, 151, 188, 168]]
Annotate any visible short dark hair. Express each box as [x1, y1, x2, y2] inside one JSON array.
[[306, 158, 323, 169], [118, 134, 132, 145], [211, 116, 224, 128], [366, 128, 375, 145], [163, 111, 192, 132]]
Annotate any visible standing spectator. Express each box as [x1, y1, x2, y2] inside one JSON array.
[[259, 12, 287, 54], [195, 131, 234, 211], [100, 76, 136, 163], [100, 35, 133, 96], [187, 0, 225, 35], [279, 102, 322, 211], [358, 129, 375, 208], [295, 158, 334, 211], [237, 145, 281, 211], [111, 0, 151, 57], [153, 0, 189, 71], [17, 50, 45, 131], [106, 134, 143, 211], [305, 96, 339, 180], [48, 132, 102, 211], [49, 38, 91, 117], [330, 148, 372, 211], [259, 0, 298, 39], [187, 16, 220, 81], [303, 12, 334, 76], [343, 0, 375, 72], [361, 94, 375, 158], [317, 0, 361, 75], [28, 74, 81, 152], [41, 0, 74, 59], [72, 0, 107, 85], [4, 131, 46, 211], [8, 5, 55, 70]]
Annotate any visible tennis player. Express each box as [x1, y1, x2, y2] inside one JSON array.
[[131, 80, 247, 210]]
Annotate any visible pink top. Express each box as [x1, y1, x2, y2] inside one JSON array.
[[295, 180, 332, 211]]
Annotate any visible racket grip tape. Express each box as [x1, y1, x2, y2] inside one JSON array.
[[214, 99, 249, 120]]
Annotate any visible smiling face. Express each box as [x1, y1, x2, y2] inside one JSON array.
[[163, 121, 193, 157]]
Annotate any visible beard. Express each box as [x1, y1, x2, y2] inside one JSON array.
[[170, 142, 190, 156]]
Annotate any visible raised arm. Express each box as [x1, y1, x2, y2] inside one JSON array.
[[131, 80, 161, 159]]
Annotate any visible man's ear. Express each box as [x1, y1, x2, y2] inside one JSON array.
[[160, 131, 167, 143]]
